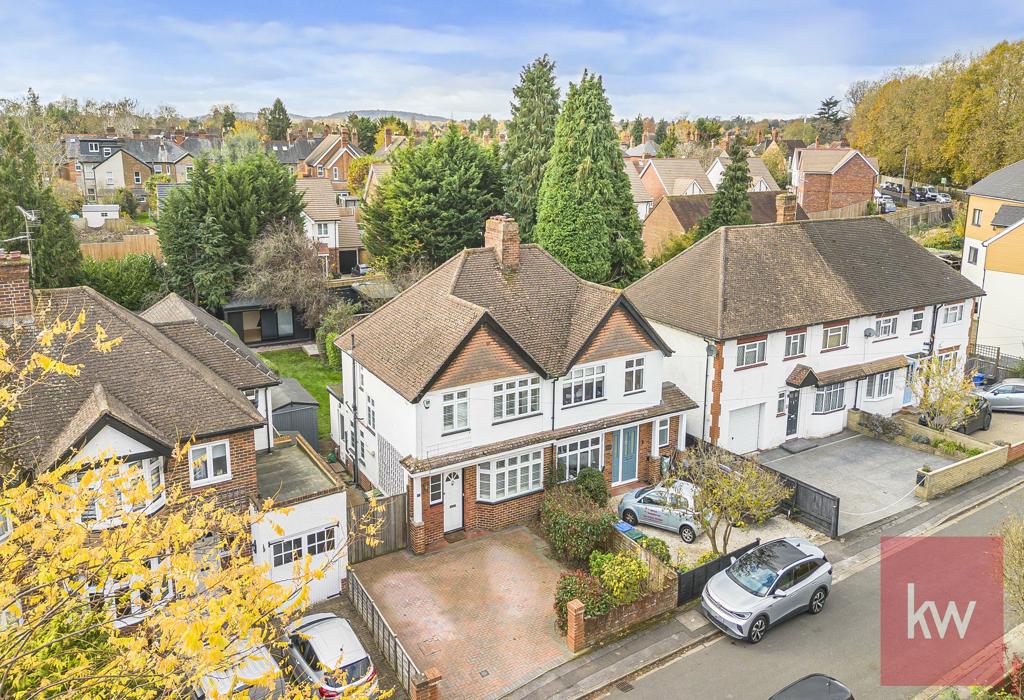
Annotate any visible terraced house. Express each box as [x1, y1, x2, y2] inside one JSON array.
[[329, 216, 696, 552]]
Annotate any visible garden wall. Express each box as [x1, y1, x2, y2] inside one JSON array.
[[915, 445, 1009, 499], [846, 409, 991, 458]]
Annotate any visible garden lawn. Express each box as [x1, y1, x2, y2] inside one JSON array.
[[258, 349, 340, 442]]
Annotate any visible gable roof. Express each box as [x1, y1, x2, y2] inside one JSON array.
[[624, 161, 653, 203], [626, 217, 984, 341], [364, 162, 393, 201], [373, 134, 409, 158], [625, 141, 659, 158], [339, 244, 671, 402], [337, 215, 361, 249], [121, 138, 191, 165], [710, 155, 781, 191], [271, 377, 318, 410], [305, 134, 368, 167], [967, 158, 1024, 202], [266, 138, 323, 165], [795, 148, 878, 175], [655, 191, 808, 232], [640, 158, 716, 195], [296, 178, 343, 221]]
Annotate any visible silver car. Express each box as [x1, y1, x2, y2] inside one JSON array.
[[701, 537, 832, 644], [286, 613, 378, 698], [193, 644, 285, 700], [976, 378, 1024, 412], [618, 480, 702, 543]]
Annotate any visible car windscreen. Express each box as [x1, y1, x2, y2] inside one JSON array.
[[633, 486, 654, 499], [328, 656, 371, 686], [727, 541, 804, 596]]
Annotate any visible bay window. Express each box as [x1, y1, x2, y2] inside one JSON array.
[[624, 357, 645, 393], [189, 441, 231, 487], [557, 436, 602, 482], [736, 338, 766, 368], [562, 365, 605, 406], [477, 450, 543, 502], [68, 457, 165, 523], [442, 389, 469, 433], [493, 376, 541, 421], [865, 370, 895, 399], [821, 324, 848, 350], [813, 383, 845, 413]]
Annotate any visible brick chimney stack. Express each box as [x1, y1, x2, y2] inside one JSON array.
[[384, 128, 393, 148], [340, 127, 350, 147], [484, 215, 520, 272], [771, 127, 779, 142], [0, 252, 33, 326], [776, 192, 798, 223], [173, 128, 185, 145]]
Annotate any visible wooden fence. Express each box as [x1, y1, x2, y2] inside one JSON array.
[[805, 200, 871, 220], [881, 203, 955, 233], [970, 344, 1024, 382], [347, 492, 408, 564], [80, 233, 162, 261]]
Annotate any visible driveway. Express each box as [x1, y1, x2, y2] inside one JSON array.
[[351, 527, 571, 700], [760, 430, 955, 535], [985, 411, 1024, 445]]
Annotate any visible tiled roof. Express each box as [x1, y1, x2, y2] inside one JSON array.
[[624, 161, 653, 203], [373, 134, 409, 158], [121, 138, 190, 165], [642, 159, 716, 195], [658, 191, 807, 232], [625, 141, 658, 158], [626, 217, 985, 340], [401, 383, 696, 473], [337, 215, 361, 249], [712, 155, 781, 191], [787, 356, 909, 388], [795, 148, 878, 174], [968, 159, 1024, 203], [266, 138, 323, 165], [992, 204, 1024, 228], [296, 178, 342, 221]]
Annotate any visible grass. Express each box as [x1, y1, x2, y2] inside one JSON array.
[[258, 349, 340, 442], [132, 212, 157, 228]]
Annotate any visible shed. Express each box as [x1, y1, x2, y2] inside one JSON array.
[[271, 378, 320, 448], [82, 204, 120, 228]]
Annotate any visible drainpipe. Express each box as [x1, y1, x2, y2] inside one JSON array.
[[701, 342, 711, 441], [853, 378, 862, 411], [264, 388, 273, 452], [928, 303, 944, 357], [350, 333, 360, 487], [550, 377, 557, 431]]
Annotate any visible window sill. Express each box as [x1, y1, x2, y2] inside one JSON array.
[[624, 389, 646, 396], [441, 427, 471, 437], [492, 411, 543, 426], [872, 336, 898, 343], [561, 398, 607, 411], [735, 362, 767, 371], [909, 331, 923, 336], [812, 407, 846, 416], [820, 346, 849, 354], [190, 474, 232, 489], [477, 487, 543, 505], [783, 354, 806, 362]]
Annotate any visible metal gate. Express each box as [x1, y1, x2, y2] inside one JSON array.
[[347, 492, 408, 564]]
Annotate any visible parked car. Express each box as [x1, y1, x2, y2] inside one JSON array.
[[286, 614, 377, 698], [934, 192, 952, 203], [618, 479, 702, 543], [769, 674, 854, 699], [876, 195, 897, 213], [881, 181, 903, 194], [701, 537, 832, 644], [924, 185, 939, 200], [354, 263, 373, 276], [193, 645, 285, 700], [976, 378, 1024, 412], [919, 395, 992, 433], [910, 187, 929, 202]]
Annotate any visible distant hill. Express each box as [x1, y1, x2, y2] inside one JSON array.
[[203, 109, 447, 123]]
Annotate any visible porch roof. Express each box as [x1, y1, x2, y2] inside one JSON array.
[[400, 382, 696, 474], [786, 355, 910, 389]]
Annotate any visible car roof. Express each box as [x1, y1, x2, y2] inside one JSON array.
[[744, 538, 823, 571], [769, 674, 853, 700], [200, 644, 279, 696], [293, 614, 368, 671]]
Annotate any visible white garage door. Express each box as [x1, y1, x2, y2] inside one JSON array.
[[728, 404, 762, 454]]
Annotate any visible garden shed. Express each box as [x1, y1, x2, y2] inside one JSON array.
[[271, 377, 320, 448]]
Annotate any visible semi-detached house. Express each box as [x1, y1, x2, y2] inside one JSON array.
[[329, 216, 696, 553], [626, 217, 984, 454]]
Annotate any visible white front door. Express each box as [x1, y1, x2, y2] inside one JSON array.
[[728, 404, 761, 454], [442, 469, 463, 532]]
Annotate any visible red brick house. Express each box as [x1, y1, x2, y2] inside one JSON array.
[[329, 216, 696, 553], [791, 148, 879, 213], [638, 158, 716, 201], [298, 128, 367, 193]]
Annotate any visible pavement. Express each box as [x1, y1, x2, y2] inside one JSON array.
[[984, 411, 1024, 445], [761, 430, 953, 534]]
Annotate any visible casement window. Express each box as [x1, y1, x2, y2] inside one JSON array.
[[911, 310, 925, 333], [624, 357, 645, 393], [821, 324, 848, 350], [103, 147, 111, 156], [105, 171, 114, 185], [477, 450, 543, 502], [75, 162, 82, 172], [133, 170, 142, 184], [938, 350, 957, 366], [972, 208, 982, 226], [271, 536, 303, 567], [736, 338, 766, 368], [943, 304, 964, 325], [493, 376, 541, 420], [317, 222, 331, 240], [813, 383, 845, 414], [562, 365, 605, 406], [657, 417, 670, 447], [332, 167, 339, 180], [366, 396, 376, 431], [442, 389, 468, 433], [185, 165, 193, 180], [317, 166, 324, 177], [784, 331, 805, 359], [189, 441, 231, 487], [88, 142, 99, 153], [109, 557, 174, 624], [306, 526, 336, 556], [429, 474, 443, 504], [0, 510, 10, 543], [358, 440, 366, 468], [865, 370, 895, 399], [557, 436, 602, 482], [777, 391, 787, 415], [68, 458, 165, 522], [154, 164, 162, 173], [874, 315, 898, 339], [967, 247, 978, 265]]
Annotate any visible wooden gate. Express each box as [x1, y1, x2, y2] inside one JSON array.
[[347, 492, 408, 564]]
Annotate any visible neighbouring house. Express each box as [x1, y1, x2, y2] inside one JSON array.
[[641, 191, 806, 259], [328, 215, 696, 552], [295, 178, 366, 276], [82, 203, 120, 228], [266, 137, 323, 172], [372, 128, 409, 158], [624, 160, 655, 221], [1, 268, 347, 608], [790, 147, 879, 214], [763, 137, 807, 171], [627, 217, 983, 454], [638, 158, 716, 201], [625, 137, 659, 164], [220, 299, 314, 348], [362, 162, 393, 204], [298, 129, 367, 193], [960, 158, 1024, 356], [63, 133, 121, 202], [705, 154, 781, 192]]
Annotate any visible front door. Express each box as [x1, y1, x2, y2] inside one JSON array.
[[442, 470, 463, 532], [611, 426, 639, 484], [903, 360, 917, 405], [786, 390, 800, 436], [339, 250, 359, 275]]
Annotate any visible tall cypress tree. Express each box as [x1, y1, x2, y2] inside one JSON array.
[[535, 72, 646, 285], [694, 142, 754, 241], [263, 98, 291, 140], [502, 55, 560, 242], [630, 116, 644, 146]]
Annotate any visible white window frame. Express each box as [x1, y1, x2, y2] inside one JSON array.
[[271, 535, 303, 568], [821, 324, 848, 350], [133, 170, 142, 185], [874, 315, 898, 339], [624, 357, 645, 394], [784, 332, 805, 359], [188, 440, 231, 487], [74, 162, 82, 172], [442, 389, 469, 434], [943, 304, 964, 325], [493, 376, 541, 422], [477, 450, 543, 502], [972, 208, 982, 226], [185, 165, 194, 180], [69, 458, 165, 524], [316, 222, 330, 239], [103, 147, 111, 157], [556, 436, 602, 482], [967, 247, 978, 265], [428, 474, 443, 504], [777, 390, 787, 415], [865, 370, 895, 400], [736, 339, 766, 368], [561, 364, 606, 407], [333, 167, 339, 180], [656, 417, 670, 448], [317, 166, 324, 177], [154, 164, 162, 173], [306, 526, 336, 556], [104, 171, 113, 185], [366, 396, 376, 431], [911, 310, 925, 333], [88, 142, 99, 153], [813, 383, 845, 414]]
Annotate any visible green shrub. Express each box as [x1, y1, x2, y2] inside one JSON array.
[[323, 331, 341, 369], [540, 486, 616, 564], [964, 447, 984, 457], [694, 550, 721, 568], [590, 551, 649, 606], [639, 535, 671, 565], [315, 301, 359, 360], [78, 254, 165, 311], [574, 467, 610, 506], [554, 571, 609, 631], [859, 412, 905, 440]]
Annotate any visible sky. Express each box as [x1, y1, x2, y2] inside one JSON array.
[[1, 0, 1023, 122]]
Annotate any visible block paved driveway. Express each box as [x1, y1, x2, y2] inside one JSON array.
[[352, 527, 571, 699], [760, 430, 954, 535]]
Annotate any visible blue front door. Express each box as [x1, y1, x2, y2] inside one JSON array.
[[612, 426, 639, 484], [903, 360, 917, 405]]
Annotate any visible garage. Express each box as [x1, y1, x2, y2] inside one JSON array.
[[728, 404, 762, 454]]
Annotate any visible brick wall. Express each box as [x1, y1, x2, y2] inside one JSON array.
[[641, 199, 684, 258], [165, 430, 259, 514], [827, 155, 876, 209], [0, 256, 32, 323], [798, 173, 833, 213], [916, 445, 1009, 499], [1009, 442, 1024, 464]]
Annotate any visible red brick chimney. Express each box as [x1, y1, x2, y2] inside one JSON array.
[[0, 252, 33, 325], [776, 192, 798, 223], [484, 215, 520, 272], [340, 128, 350, 147], [173, 128, 185, 145], [384, 128, 393, 148], [771, 127, 779, 142]]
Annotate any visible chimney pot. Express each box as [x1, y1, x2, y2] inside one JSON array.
[[484, 215, 520, 272]]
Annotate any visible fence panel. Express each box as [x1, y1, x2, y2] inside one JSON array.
[[347, 571, 420, 695], [970, 344, 1023, 383], [678, 539, 761, 605], [347, 492, 408, 564], [80, 233, 163, 261], [761, 464, 840, 538]]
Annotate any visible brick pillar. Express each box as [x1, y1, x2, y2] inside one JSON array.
[[566, 599, 586, 653], [708, 342, 725, 444], [410, 522, 427, 555], [411, 667, 442, 700]]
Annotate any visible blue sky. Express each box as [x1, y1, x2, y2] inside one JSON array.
[[1, 0, 1022, 120]]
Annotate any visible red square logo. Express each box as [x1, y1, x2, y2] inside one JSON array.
[[881, 536, 1004, 686]]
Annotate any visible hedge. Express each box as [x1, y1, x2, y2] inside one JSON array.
[[78, 254, 165, 311], [554, 571, 609, 631], [540, 485, 616, 564]]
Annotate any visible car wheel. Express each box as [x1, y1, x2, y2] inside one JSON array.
[[747, 615, 768, 644], [809, 587, 828, 615], [983, 414, 992, 430], [679, 525, 697, 543], [622, 510, 638, 526]]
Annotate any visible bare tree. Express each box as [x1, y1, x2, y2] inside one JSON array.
[[238, 222, 330, 327]]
